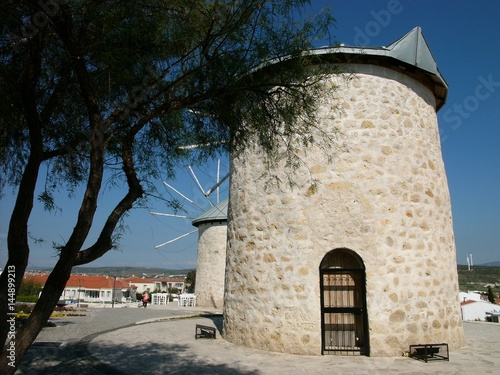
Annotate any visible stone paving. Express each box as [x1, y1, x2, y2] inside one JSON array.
[[15, 304, 500, 374]]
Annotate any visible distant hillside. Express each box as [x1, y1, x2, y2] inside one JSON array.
[[458, 261, 500, 267], [72, 266, 195, 277], [29, 266, 194, 277], [479, 261, 500, 267], [457, 265, 500, 291]]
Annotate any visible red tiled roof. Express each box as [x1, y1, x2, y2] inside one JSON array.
[[460, 300, 477, 306], [25, 274, 135, 290], [24, 273, 185, 290]]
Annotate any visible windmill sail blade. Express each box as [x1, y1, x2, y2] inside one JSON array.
[[155, 229, 198, 249], [163, 182, 206, 212], [188, 166, 206, 195], [205, 173, 229, 197], [150, 212, 195, 219]]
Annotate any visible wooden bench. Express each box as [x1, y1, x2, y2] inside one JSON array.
[[195, 324, 216, 339], [409, 343, 449, 362]]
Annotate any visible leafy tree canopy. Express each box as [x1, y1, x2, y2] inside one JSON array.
[[0, 1, 338, 371], [1, 0, 336, 194]]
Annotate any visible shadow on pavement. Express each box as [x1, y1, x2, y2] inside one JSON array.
[[201, 314, 223, 334], [82, 341, 262, 375], [18, 328, 261, 375]]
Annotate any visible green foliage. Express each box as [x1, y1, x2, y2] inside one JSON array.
[[16, 279, 41, 301], [15, 304, 35, 314], [1, 0, 338, 195], [168, 287, 180, 295], [18, 280, 43, 298], [16, 295, 39, 303], [0, 3, 339, 367], [186, 270, 196, 293], [457, 265, 500, 292], [487, 287, 496, 304]]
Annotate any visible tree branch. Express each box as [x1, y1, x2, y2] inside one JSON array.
[[39, 69, 72, 124], [50, 2, 102, 130], [74, 135, 144, 265], [0, 30, 44, 353]]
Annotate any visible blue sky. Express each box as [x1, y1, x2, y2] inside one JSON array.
[[1, 0, 499, 270], [320, 1, 500, 267]]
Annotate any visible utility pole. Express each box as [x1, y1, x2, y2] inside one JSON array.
[[77, 279, 82, 308], [112, 275, 117, 308]]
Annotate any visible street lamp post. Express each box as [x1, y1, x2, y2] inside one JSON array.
[[77, 279, 82, 308], [112, 275, 117, 308]]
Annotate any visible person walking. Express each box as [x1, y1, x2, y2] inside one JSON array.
[[141, 291, 149, 308]]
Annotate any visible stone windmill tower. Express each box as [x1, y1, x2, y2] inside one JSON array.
[[222, 27, 465, 356], [192, 198, 228, 309]]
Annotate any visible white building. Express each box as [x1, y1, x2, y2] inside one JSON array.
[[460, 300, 500, 321], [26, 273, 187, 304], [121, 276, 186, 294], [26, 274, 138, 304], [459, 291, 482, 302]]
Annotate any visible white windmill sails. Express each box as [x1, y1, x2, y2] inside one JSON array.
[[150, 158, 229, 249]]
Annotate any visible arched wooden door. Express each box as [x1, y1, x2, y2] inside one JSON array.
[[320, 249, 369, 356]]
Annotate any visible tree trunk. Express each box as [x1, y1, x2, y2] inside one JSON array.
[[0, 125, 105, 373], [0, 135, 143, 373], [0, 34, 45, 350], [0, 255, 76, 374], [0, 155, 42, 350]]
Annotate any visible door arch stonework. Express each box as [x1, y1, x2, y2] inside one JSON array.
[[320, 248, 369, 356]]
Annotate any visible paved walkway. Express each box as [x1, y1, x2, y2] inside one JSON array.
[[15, 304, 500, 374]]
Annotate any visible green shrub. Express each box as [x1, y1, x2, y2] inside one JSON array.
[[15, 304, 35, 314], [16, 295, 39, 303], [487, 287, 496, 304], [19, 280, 43, 296]]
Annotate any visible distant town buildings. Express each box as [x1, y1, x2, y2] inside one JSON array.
[[459, 291, 482, 302], [459, 290, 500, 321], [461, 300, 500, 321], [24, 272, 186, 304]]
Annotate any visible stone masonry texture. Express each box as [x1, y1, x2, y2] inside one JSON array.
[[222, 64, 465, 356], [195, 222, 227, 309]]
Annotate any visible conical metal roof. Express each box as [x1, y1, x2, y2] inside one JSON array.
[[385, 26, 440, 76], [191, 198, 228, 227], [255, 27, 447, 110], [308, 27, 448, 110]]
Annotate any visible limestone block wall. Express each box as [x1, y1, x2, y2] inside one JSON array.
[[194, 222, 227, 309], [223, 64, 465, 356]]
